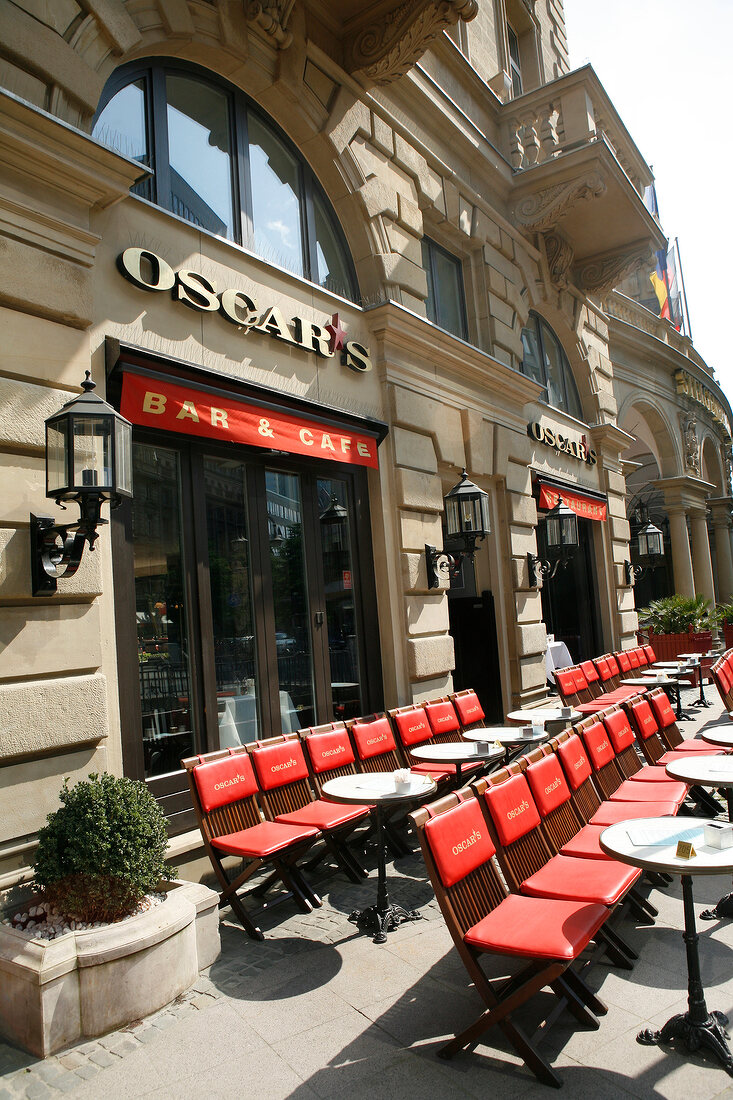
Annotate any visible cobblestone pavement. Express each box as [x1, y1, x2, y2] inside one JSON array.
[[4, 686, 733, 1099]]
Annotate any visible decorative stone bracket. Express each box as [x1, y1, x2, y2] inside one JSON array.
[[514, 173, 606, 231]]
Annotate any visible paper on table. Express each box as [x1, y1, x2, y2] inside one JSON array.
[[350, 774, 429, 794], [626, 825, 704, 848]]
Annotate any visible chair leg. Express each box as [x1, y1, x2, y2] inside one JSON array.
[[596, 925, 635, 969], [627, 888, 657, 924], [288, 864, 323, 909], [323, 835, 363, 883], [251, 868, 281, 898], [561, 965, 608, 1018], [549, 976, 600, 1029], [228, 892, 265, 941], [275, 860, 314, 913]]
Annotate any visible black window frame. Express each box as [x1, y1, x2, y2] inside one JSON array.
[[521, 312, 583, 419], [421, 236, 469, 341], [93, 58, 359, 303]]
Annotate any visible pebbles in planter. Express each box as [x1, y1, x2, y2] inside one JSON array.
[[2, 893, 166, 940]]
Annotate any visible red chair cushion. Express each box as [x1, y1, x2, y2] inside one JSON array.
[[424, 700, 460, 736], [627, 765, 685, 783], [305, 728, 356, 773], [424, 798, 496, 887], [589, 799, 677, 825], [211, 820, 318, 858], [572, 667, 589, 693], [580, 660, 600, 684], [526, 755, 572, 815], [484, 774, 541, 845], [193, 752, 258, 813], [519, 853, 640, 906], [464, 894, 608, 961], [595, 657, 613, 682], [610, 778, 686, 804], [408, 762, 462, 779], [615, 651, 632, 673], [580, 722, 615, 770], [627, 649, 641, 669], [556, 735, 593, 790], [603, 711, 636, 754], [606, 655, 620, 676], [251, 739, 310, 789], [659, 743, 724, 760], [559, 824, 612, 860], [635, 647, 649, 667], [648, 692, 676, 730], [453, 691, 485, 727], [276, 800, 369, 830], [392, 708, 432, 747], [555, 669, 577, 698], [718, 665, 732, 695], [351, 717, 397, 760], [629, 699, 659, 741]]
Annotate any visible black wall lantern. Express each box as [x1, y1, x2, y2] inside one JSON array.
[[425, 470, 491, 589], [527, 500, 579, 586], [624, 503, 665, 586], [31, 372, 133, 596]]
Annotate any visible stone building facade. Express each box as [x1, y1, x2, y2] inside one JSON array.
[[0, 0, 731, 886]]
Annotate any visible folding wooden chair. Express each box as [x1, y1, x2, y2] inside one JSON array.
[[411, 790, 609, 1087], [346, 713, 421, 854], [389, 703, 478, 786], [575, 718, 688, 808], [450, 688, 487, 733], [182, 747, 322, 940], [579, 660, 604, 699], [645, 688, 731, 756], [248, 734, 370, 883]]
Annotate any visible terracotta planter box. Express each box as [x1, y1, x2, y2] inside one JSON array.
[[646, 630, 712, 663], [723, 624, 733, 650], [0, 879, 220, 1058]]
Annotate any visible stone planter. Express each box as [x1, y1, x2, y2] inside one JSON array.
[[723, 624, 733, 650], [646, 629, 713, 662], [0, 879, 220, 1058]]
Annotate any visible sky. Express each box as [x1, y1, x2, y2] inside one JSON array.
[[562, 0, 733, 405]]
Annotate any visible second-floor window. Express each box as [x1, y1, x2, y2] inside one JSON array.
[[507, 23, 523, 97], [421, 237, 468, 340], [521, 313, 583, 419], [93, 60, 358, 302]]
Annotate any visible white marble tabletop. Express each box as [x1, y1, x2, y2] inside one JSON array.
[[600, 817, 733, 875], [463, 726, 547, 745], [702, 729, 733, 749], [410, 742, 504, 764], [506, 708, 580, 724], [322, 773, 436, 805], [665, 755, 733, 788]]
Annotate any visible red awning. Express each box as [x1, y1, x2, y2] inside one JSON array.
[[538, 482, 607, 522], [120, 372, 379, 469]]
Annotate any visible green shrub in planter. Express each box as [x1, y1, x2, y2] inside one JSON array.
[[636, 594, 715, 635], [33, 773, 174, 923]]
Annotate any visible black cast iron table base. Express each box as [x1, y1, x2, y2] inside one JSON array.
[[636, 874, 733, 1075], [348, 902, 423, 944], [701, 792, 733, 921]]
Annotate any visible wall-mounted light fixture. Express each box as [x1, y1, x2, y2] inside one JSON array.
[[31, 372, 133, 596], [624, 505, 665, 586], [527, 499, 579, 586], [425, 469, 490, 589]]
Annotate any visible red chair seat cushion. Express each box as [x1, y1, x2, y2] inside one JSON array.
[[559, 824, 613, 860], [519, 853, 641, 906], [658, 749, 724, 765], [211, 821, 319, 858], [674, 739, 726, 754], [276, 800, 370, 831], [627, 765, 687, 783], [464, 894, 608, 961], [408, 762, 480, 779], [610, 778, 687, 804], [589, 800, 678, 825]]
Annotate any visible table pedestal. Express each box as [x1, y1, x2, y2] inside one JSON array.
[[348, 806, 423, 944], [701, 791, 733, 921], [638, 875, 733, 1074], [689, 664, 710, 708]]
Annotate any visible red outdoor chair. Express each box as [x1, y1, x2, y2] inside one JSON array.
[[389, 703, 473, 785], [575, 718, 687, 808], [450, 688, 487, 732], [411, 790, 609, 1087], [248, 735, 370, 884], [182, 747, 322, 939]]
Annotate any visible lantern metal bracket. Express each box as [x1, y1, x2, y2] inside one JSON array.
[[425, 544, 458, 589], [527, 552, 571, 587], [624, 559, 643, 586], [30, 495, 108, 597]]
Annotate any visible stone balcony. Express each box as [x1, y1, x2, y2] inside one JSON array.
[[502, 65, 666, 297]]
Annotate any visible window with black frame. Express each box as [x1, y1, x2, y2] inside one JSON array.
[[93, 60, 359, 302], [421, 237, 468, 340], [520, 312, 583, 419]]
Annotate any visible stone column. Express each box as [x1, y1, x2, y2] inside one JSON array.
[[666, 506, 695, 597], [689, 507, 715, 601], [710, 501, 733, 601]]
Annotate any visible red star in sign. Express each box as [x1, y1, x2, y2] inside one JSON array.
[[325, 312, 347, 354]]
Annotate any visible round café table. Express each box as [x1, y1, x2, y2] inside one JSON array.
[[506, 708, 580, 728], [600, 817, 733, 1075], [322, 772, 436, 944], [620, 674, 687, 721], [677, 652, 714, 708], [462, 725, 547, 764], [666, 755, 733, 920], [702, 729, 733, 750], [409, 741, 504, 784]]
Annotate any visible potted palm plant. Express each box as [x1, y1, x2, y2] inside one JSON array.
[[636, 594, 715, 661], [0, 773, 220, 1057], [714, 600, 733, 649]]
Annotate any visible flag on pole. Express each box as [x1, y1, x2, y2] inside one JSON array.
[[650, 249, 672, 322]]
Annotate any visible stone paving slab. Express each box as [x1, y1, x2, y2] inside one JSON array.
[[3, 684, 733, 1098]]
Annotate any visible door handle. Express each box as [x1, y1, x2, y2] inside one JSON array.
[[314, 611, 324, 627]]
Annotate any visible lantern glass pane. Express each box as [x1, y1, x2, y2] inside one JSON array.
[[46, 421, 68, 496], [562, 513, 578, 546], [115, 418, 133, 496], [546, 514, 561, 547], [445, 496, 460, 538], [461, 500, 477, 532], [649, 529, 663, 557], [479, 493, 491, 535], [72, 415, 113, 490], [638, 529, 649, 557]]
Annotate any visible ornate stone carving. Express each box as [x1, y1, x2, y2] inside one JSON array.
[[245, 0, 296, 49], [576, 243, 652, 297], [725, 443, 733, 494], [682, 412, 700, 475], [346, 0, 478, 85], [513, 173, 606, 230], [542, 231, 574, 289]]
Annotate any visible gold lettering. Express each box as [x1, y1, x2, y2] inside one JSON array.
[[142, 391, 167, 415], [118, 247, 175, 292], [176, 400, 199, 422], [299, 428, 314, 446], [176, 269, 219, 311], [210, 408, 228, 429], [219, 289, 259, 327]]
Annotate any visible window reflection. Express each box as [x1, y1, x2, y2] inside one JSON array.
[[92, 80, 151, 200], [422, 237, 467, 339], [249, 114, 303, 276], [318, 479, 364, 720], [314, 192, 353, 298], [166, 75, 234, 239], [520, 313, 583, 419], [132, 443, 194, 777]]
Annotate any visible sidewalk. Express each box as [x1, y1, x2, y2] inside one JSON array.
[[3, 685, 733, 1100]]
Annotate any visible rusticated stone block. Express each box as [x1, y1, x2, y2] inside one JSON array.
[[392, 427, 437, 473], [407, 634, 455, 680], [405, 594, 449, 636], [395, 468, 443, 512], [400, 511, 443, 552], [0, 673, 108, 760], [390, 386, 465, 467]]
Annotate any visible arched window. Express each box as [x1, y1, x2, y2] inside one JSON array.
[[520, 312, 583, 419], [93, 60, 359, 302]]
